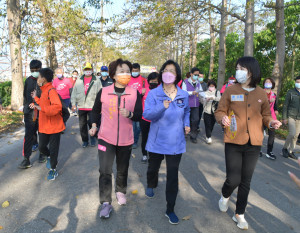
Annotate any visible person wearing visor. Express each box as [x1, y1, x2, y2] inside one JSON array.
[[71, 62, 102, 148], [90, 58, 142, 219], [100, 66, 113, 87], [182, 67, 201, 143]]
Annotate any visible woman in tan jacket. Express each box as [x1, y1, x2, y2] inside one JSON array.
[[214, 57, 281, 230]]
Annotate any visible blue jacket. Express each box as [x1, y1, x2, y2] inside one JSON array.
[[143, 85, 190, 155]]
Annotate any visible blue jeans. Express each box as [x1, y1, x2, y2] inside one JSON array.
[[133, 121, 141, 145], [61, 98, 70, 125]]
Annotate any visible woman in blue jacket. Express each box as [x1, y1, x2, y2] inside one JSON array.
[[143, 60, 190, 225]]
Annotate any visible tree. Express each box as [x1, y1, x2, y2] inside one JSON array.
[[244, 0, 254, 56]]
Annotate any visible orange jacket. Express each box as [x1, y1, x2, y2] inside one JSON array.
[[34, 82, 65, 134]]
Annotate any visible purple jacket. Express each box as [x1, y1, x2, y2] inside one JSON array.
[[184, 79, 200, 107]]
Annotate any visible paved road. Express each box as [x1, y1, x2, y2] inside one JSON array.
[[0, 116, 299, 233]]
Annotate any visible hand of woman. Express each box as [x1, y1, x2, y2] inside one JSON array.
[[222, 115, 230, 127], [288, 158, 300, 189], [29, 103, 35, 109], [89, 127, 97, 136], [163, 100, 171, 109], [185, 126, 190, 135], [31, 90, 37, 98], [270, 120, 282, 129], [120, 108, 130, 118]]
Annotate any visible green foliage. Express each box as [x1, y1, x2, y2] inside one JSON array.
[[0, 81, 12, 107]]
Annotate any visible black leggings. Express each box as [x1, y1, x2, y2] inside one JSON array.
[[222, 143, 260, 214], [147, 152, 182, 213], [204, 112, 216, 138], [38, 133, 61, 169], [266, 128, 275, 154], [140, 119, 151, 156]]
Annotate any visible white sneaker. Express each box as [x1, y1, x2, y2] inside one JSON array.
[[206, 137, 212, 144], [232, 214, 249, 230], [218, 195, 229, 212]]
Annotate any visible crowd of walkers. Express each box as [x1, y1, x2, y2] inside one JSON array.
[[8, 55, 300, 229]]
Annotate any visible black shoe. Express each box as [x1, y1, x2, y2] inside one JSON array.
[[288, 152, 297, 160], [266, 152, 276, 160], [282, 148, 289, 158], [141, 155, 148, 164], [190, 138, 197, 144], [18, 158, 32, 169], [259, 151, 263, 157], [38, 153, 47, 163]]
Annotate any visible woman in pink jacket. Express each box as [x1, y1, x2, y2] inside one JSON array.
[[90, 59, 142, 219]]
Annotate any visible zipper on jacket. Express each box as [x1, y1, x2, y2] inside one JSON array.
[[116, 95, 121, 146]]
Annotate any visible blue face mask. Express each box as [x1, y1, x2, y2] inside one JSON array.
[[101, 72, 108, 77], [295, 83, 300, 89], [198, 77, 203, 82], [264, 83, 272, 89], [192, 75, 198, 81], [132, 72, 140, 77]]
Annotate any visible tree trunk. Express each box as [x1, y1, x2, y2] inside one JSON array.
[[217, 0, 227, 89], [244, 0, 254, 56], [7, 0, 24, 110], [37, 0, 58, 70], [272, 0, 285, 95], [192, 31, 197, 67], [291, 47, 295, 80], [208, 7, 216, 80]]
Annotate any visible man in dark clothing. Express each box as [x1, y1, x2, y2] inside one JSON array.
[[19, 60, 46, 169], [100, 66, 113, 87], [197, 72, 207, 131]]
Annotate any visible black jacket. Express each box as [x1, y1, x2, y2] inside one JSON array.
[[100, 76, 114, 87], [23, 76, 41, 114]]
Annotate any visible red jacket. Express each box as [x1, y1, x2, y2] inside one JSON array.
[[34, 83, 65, 134]]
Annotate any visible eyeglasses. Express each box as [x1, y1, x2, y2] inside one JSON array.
[[162, 69, 176, 74]]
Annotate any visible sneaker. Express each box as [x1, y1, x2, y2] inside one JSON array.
[[265, 152, 276, 160], [190, 138, 197, 144], [18, 158, 32, 169], [38, 153, 47, 163], [288, 152, 297, 160], [282, 148, 289, 158], [206, 137, 212, 144], [47, 169, 58, 181], [132, 143, 138, 149], [73, 112, 77, 116], [232, 214, 248, 230], [165, 212, 179, 225], [32, 144, 39, 152], [141, 155, 148, 164], [46, 157, 51, 170], [82, 142, 89, 148], [116, 192, 127, 205], [218, 195, 229, 212], [90, 137, 96, 147], [145, 188, 154, 198], [99, 203, 113, 219], [259, 151, 263, 157]]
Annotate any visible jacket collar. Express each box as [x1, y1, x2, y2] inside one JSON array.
[[80, 74, 97, 81], [108, 84, 131, 96], [187, 77, 198, 85], [40, 82, 52, 91], [156, 84, 185, 100]]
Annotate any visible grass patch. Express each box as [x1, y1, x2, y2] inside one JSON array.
[[0, 111, 23, 135]]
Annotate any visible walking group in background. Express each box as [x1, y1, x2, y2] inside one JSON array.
[[11, 54, 300, 230]]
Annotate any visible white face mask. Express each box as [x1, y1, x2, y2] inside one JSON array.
[[31, 72, 39, 78], [84, 71, 93, 76], [235, 70, 248, 84]]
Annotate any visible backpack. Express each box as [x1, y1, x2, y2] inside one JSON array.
[[211, 91, 219, 113], [48, 88, 70, 123]]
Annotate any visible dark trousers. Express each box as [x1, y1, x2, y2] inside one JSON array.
[[204, 112, 216, 138], [147, 152, 182, 213], [23, 113, 38, 158], [190, 107, 199, 139], [98, 139, 132, 204], [222, 143, 260, 214], [266, 129, 275, 154], [133, 121, 141, 144], [38, 133, 61, 169], [140, 119, 151, 156], [78, 110, 95, 143], [198, 103, 204, 128]]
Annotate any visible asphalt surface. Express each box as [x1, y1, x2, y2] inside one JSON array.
[[0, 116, 299, 233]]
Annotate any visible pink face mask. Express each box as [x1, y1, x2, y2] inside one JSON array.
[[162, 72, 176, 84]]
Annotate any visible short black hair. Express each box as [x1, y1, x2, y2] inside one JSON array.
[[132, 63, 140, 70], [296, 76, 300, 81], [72, 70, 78, 74], [39, 68, 54, 82], [147, 72, 159, 83], [207, 79, 217, 87], [109, 58, 133, 79], [159, 60, 181, 85], [30, 60, 42, 69], [191, 67, 201, 74], [236, 56, 261, 88], [263, 78, 275, 89]]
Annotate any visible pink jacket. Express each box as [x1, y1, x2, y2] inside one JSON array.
[[220, 83, 233, 94], [128, 75, 149, 94], [98, 84, 137, 146], [267, 90, 277, 120]]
